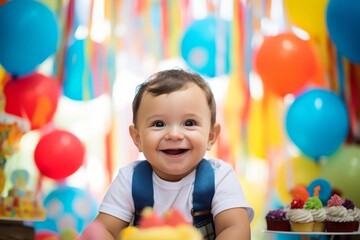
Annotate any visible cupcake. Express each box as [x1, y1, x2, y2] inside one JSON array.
[[304, 186, 326, 232], [325, 194, 354, 232], [265, 209, 290, 231], [287, 198, 315, 232], [342, 199, 359, 231]]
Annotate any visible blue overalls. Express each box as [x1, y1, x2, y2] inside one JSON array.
[[132, 159, 216, 240]]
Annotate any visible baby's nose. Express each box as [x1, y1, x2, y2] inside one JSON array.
[[165, 126, 184, 140]]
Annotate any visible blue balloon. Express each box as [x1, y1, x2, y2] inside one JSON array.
[[63, 39, 95, 101], [307, 178, 332, 205], [0, 0, 58, 76], [326, 0, 360, 63], [180, 16, 230, 78], [285, 89, 349, 160], [34, 185, 98, 234]]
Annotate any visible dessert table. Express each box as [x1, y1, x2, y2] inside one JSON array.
[[263, 230, 360, 240], [0, 216, 45, 240]]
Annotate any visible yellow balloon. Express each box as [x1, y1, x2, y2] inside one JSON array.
[[275, 155, 320, 204], [283, 0, 328, 37]]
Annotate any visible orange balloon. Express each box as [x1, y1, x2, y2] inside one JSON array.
[[0, 0, 8, 6], [291, 185, 310, 202], [254, 32, 317, 96]]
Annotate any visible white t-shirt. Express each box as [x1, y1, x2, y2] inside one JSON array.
[[99, 158, 254, 223]]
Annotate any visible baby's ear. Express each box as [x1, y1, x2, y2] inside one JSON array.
[[129, 125, 143, 151], [207, 123, 220, 150]]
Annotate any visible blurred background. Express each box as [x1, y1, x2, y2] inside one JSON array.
[[0, 0, 360, 239]]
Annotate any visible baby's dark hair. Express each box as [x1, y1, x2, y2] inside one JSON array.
[[132, 69, 216, 127]]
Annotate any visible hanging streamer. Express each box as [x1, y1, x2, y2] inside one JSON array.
[[57, 0, 75, 86], [223, 0, 249, 168], [160, 0, 169, 58]]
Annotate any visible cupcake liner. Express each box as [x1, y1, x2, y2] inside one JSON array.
[[290, 221, 315, 232], [313, 222, 325, 232], [325, 221, 355, 232], [266, 219, 291, 231], [354, 221, 359, 231]]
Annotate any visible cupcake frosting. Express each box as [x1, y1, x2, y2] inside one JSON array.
[[325, 206, 354, 222], [287, 209, 314, 223], [342, 199, 359, 222], [342, 199, 355, 210], [326, 195, 354, 222], [348, 207, 360, 221], [305, 197, 322, 210], [266, 209, 288, 221], [304, 197, 326, 222], [327, 194, 343, 207], [310, 209, 326, 222], [287, 198, 313, 223]]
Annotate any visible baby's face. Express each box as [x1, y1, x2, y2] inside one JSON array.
[[130, 83, 218, 181]]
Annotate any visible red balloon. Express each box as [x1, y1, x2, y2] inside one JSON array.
[[254, 32, 317, 96], [34, 130, 85, 180], [4, 72, 60, 130]]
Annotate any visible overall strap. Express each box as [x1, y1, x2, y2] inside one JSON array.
[[192, 159, 215, 239], [132, 160, 154, 226]]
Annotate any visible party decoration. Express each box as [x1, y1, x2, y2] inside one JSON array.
[[0, 112, 30, 171], [34, 185, 98, 234], [284, 0, 328, 37], [285, 89, 349, 159], [34, 130, 85, 180], [275, 155, 320, 204], [307, 178, 332, 205], [320, 145, 360, 206], [0, 0, 58, 76], [291, 185, 309, 203], [63, 39, 95, 101], [4, 72, 61, 130], [0, 169, 46, 220], [326, 0, 360, 64], [180, 16, 230, 78], [254, 32, 316, 96]]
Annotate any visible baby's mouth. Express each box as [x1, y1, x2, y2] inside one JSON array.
[[161, 149, 188, 155]]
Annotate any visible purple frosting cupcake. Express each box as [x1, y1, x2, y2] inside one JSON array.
[[266, 209, 290, 231], [342, 199, 358, 231]]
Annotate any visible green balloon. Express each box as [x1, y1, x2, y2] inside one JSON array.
[[320, 145, 360, 206]]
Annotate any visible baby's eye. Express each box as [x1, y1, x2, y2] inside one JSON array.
[[184, 120, 196, 127], [152, 121, 165, 128]]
